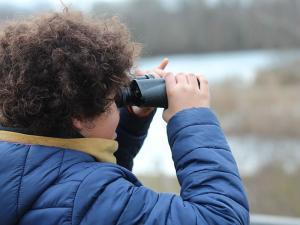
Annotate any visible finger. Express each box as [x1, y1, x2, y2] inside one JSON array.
[[165, 72, 173, 77], [157, 58, 169, 70], [189, 74, 199, 89], [175, 73, 188, 84], [197, 75, 209, 94], [185, 73, 195, 84], [153, 68, 168, 78], [151, 73, 160, 79], [145, 69, 161, 79], [135, 69, 145, 76], [165, 73, 176, 92]]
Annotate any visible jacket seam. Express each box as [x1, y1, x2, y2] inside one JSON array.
[[141, 190, 160, 224], [114, 184, 135, 225], [178, 169, 241, 182], [62, 160, 96, 174], [30, 207, 71, 211], [204, 193, 249, 213], [44, 150, 66, 195], [19, 148, 67, 224], [174, 146, 231, 165], [56, 150, 65, 182], [169, 122, 219, 136], [70, 165, 102, 225], [24, 150, 62, 176], [165, 194, 175, 225], [78, 178, 120, 225], [189, 202, 209, 225], [16, 145, 31, 218], [169, 123, 220, 145], [202, 204, 243, 225]]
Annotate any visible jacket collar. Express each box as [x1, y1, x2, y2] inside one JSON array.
[[0, 130, 118, 163]]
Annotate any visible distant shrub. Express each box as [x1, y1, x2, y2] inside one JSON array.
[[256, 61, 300, 86]]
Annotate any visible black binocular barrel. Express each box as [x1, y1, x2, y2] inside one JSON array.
[[116, 75, 168, 108]]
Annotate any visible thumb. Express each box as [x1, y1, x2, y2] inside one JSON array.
[[162, 108, 172, 123], [157, 58, 169, 70]]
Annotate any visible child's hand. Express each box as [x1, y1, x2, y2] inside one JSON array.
[[130, 58, 169, 117], [162, 73, 210, 123]]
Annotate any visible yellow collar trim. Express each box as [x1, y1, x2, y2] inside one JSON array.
[[0, 130, 118, 163]]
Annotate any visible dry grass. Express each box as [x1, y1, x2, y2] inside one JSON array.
[[211, 68, 300, 139], [243, 162, 300, 217]]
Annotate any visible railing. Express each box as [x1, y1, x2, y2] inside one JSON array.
[[251, 214, 300, 225]]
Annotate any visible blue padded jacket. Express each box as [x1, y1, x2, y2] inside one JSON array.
[[0, 108, 249, 225]]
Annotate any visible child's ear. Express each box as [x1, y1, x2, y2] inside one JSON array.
[[72, 118, 84, 130], [72, 117, 96, 130]]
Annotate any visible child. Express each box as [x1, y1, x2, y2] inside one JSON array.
[[0, 11, 249, 225]]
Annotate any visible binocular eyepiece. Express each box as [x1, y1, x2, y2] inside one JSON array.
[[116, 74, 168, 108]]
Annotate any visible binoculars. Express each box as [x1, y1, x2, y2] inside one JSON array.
[[116, 74, 168, 108]]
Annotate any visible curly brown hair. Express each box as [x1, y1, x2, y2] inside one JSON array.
[[0, 11, 140, 136]]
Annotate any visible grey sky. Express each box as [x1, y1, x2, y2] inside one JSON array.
[[0, 0, 247, 11], [0, 0, 126, 11]]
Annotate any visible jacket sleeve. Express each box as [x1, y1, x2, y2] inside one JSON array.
[[115, 108, 249, 224], [114, 107, 156, 171]]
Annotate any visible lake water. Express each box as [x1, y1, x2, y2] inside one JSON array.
[[138, 49, 300, 83], [132, 49, 300, 176]]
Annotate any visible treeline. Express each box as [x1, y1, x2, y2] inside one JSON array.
[[1, 0, 300, 55], [91, 0, 300, 55]]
